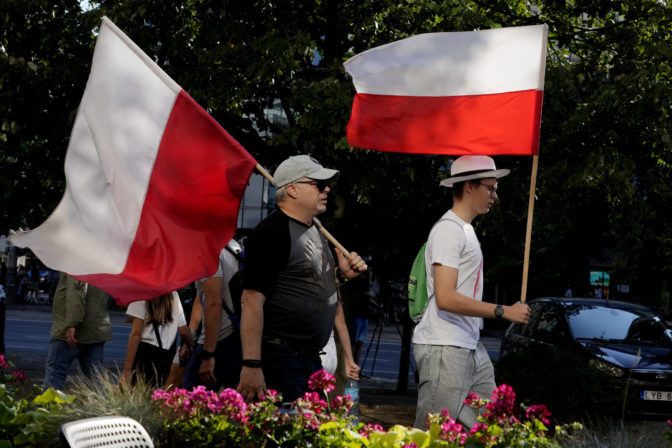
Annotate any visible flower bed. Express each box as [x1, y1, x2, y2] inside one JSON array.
[[5, 358, 672, 447], [151, 370, 581, 447]]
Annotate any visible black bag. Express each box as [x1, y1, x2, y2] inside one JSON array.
[[132, 322, 176, 386]]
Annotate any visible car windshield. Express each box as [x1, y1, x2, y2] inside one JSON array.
[[566, 305, 672, 344]]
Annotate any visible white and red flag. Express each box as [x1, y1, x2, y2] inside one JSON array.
[[9, 17, 257, 304], [344, 25, 548, 155]]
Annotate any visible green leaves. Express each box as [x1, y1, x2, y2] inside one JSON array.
[[2, 0, 672, 304]]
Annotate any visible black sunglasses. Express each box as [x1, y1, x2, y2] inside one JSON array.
[[293, 179, 332, 192]]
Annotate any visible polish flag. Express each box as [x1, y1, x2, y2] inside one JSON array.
[[344, 25, 548, 156], [9, 17, 257, 304]]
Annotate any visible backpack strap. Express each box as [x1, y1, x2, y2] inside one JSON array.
[[221, 298, 240, 330], [436, 213, 483, 299], [224, 243, 242, 261], [151, 321, 163, 350]]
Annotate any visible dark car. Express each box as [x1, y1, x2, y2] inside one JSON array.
[[498, 297, 672, 419]]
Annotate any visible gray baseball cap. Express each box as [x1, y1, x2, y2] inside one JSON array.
[[273, 155, 339, 188]]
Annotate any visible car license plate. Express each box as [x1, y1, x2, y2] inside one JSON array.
[[641, 390, 672, 401]]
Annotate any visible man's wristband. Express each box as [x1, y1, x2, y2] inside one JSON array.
[[242, 359, 263, 368]]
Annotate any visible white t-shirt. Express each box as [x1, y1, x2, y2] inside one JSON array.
[[412, 210, 483, 349], [126, 291, 186, 348], [196, 246, 239, 344]]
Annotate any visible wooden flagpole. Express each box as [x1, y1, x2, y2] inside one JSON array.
[[520, 155, 539, 303], [254, 164, 351, 257]]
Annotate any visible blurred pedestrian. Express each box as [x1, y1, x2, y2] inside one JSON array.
[[43, 273, 111, 391], [345, 271, 373, 366], [564, 284, 573, 298], [121, 292, 193, 387], [0, 261, 6, 286], [183, 241, 242, 391]]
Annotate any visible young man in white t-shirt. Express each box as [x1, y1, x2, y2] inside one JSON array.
[[412, 155, 531, 429]]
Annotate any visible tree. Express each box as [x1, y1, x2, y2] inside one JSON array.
[[2, 0, 671, 308], [0, 0, 99, 231]]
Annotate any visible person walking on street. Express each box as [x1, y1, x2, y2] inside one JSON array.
[[412, 155, 530, 429], [43, 273, 112, 391], [121, 291, 193, 387], [183, 241, 243, 390], [237, 155, 367, 404]]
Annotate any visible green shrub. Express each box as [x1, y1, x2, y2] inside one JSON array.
[[0, 355, 75, 447]]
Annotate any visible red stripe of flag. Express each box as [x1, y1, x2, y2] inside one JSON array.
[[347, 90, 543, 156], [77, 91, 257, 303]]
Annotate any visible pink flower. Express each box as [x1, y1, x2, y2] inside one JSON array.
[[152, 389, 170, 401], [330, 394, 353, 412], [464, 392, 486, 409], [219, 388, 247, 422], [438, 414, 466, 443], [526, 404, 552, 425], [470, 422, 489, 435], [402, 443, 419, 448], [10, 370, 27, 383], [359, 423, 385, 437], [0, 354, 8, 370], [190, 385, 216, 405], [307, 369, 336, 393], [294, 391, 328, 414], [483, 384, 516, 421], [470, 422, 491, 444], [260, 389, 279, 402]]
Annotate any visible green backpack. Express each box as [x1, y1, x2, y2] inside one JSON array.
[[407, 242, 428, 323]]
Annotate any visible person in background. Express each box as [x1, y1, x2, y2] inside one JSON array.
[[564, 284, 573, 298], [122, 292, 193, 387], [345, 270, 373, 366], [43, 273, 112, 391], [320, 295, 360, 381], [183, 241, 242, 390], [164, 287, 202, 389]]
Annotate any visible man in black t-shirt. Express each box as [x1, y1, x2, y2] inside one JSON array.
[[237, 155, 367, 403]]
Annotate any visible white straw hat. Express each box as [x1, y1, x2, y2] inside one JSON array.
[[439, 155, 510, 187]]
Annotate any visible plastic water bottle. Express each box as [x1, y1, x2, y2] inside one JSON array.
[[344, 379, 359, 420]]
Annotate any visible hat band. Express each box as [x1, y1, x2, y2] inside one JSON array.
[[450, 168, 494, 178]]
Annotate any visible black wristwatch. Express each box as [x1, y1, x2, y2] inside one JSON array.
[[201, 349, 215, 360], [494, 305, 504, 320]]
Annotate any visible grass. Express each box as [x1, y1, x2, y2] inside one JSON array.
[[63, 368, 166, 437]]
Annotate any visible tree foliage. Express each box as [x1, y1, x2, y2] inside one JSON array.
[[1, 0, 670, 307]]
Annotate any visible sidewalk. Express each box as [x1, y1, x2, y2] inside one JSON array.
[[359, 376, 418, 427]]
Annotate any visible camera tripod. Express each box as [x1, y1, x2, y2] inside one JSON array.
[[359, 293, 417, 383]]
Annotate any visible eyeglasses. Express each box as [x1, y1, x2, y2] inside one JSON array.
[[293, 179, 331, 192], [478, 182, 498, 195]]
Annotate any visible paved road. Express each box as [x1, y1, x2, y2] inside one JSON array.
[[358, 320, 502, 381], [1, 304, 502, 385]]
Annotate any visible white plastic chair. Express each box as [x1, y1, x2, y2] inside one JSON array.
[[59, 416, 154, 448]]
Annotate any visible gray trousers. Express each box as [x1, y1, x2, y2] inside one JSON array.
[[413, 342, 495, 429]]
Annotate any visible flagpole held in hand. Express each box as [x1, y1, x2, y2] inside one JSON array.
[[254, 164, 351, 257], [519, 155, 539, 303]]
